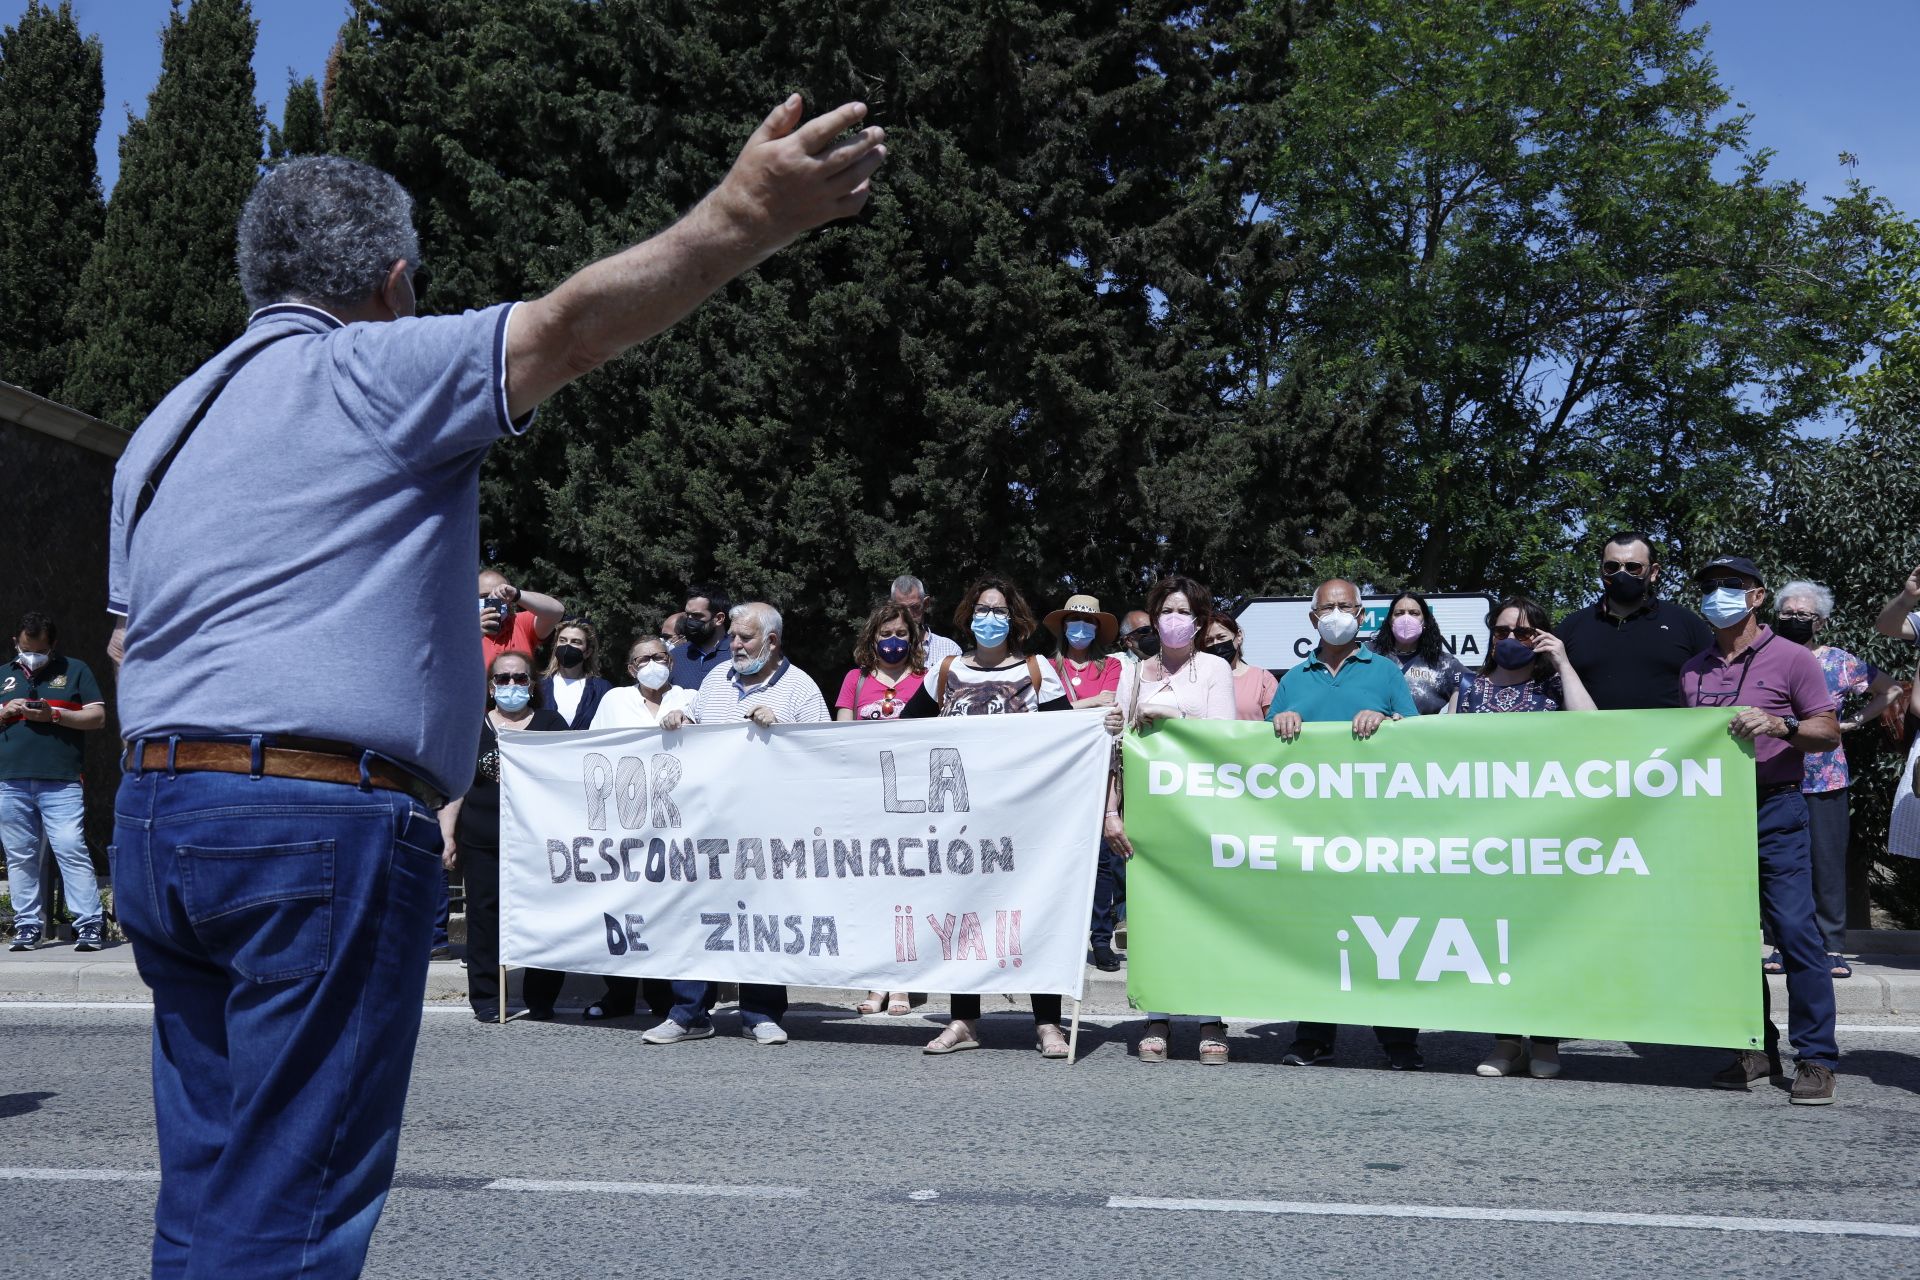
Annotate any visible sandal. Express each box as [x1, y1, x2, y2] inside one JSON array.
[[923, 1019, 980, 1055], [1198, 1022, 1229, 1066], [1829, 954, 1853, 979], [1762, 949, 1785, 975], [1138, 1020, 1170, 1063], [856, 991, 886, 1015], [1036, 1023, 1070, 1059], [887, 992, 913, 1016]]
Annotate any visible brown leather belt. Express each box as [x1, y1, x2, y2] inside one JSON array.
[[128, 740, 445, 810]]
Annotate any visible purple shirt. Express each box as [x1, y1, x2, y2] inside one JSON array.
[[1681, 625, 1836, 788]]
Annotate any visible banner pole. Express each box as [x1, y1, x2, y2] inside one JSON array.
[[499, 966, 507, 1024], [1067, 997, 1082, 1065]]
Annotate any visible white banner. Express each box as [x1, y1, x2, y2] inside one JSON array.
[[498, 713, 1111, 999]]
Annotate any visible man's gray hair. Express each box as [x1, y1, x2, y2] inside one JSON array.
[[891, 575, 926, 599], [731, 601, 784, 641], [237, 156, 421, 311], [1777, 580, 1835, 619]]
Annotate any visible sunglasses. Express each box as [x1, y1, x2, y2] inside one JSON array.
[[1602, 560, 1649, 576], [1699, 577, 1755, 593], [490, 673, 531, 686], [1489, 625, 1540, 641]]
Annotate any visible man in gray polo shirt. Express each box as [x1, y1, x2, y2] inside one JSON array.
[[106, 98, 884, 1276]]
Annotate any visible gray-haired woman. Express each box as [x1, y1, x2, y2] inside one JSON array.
[[1774, 581, 1907, 976]]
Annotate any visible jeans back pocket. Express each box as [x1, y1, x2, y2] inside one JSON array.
[[179, 841, 335, 983]]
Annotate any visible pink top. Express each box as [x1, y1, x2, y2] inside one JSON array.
[[1232, 663, 1279, 722], [835, 668, 926, 721], [1054, 656, 1123, 706], [1117, 650, 1237, 723]]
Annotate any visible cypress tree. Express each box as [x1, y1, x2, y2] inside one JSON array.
[[267, 74, 327, 158], [63, 0, 262, 427], [0, 0, 105, 398]]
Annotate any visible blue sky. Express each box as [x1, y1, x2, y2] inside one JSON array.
[[4, 0, 1915, 219]]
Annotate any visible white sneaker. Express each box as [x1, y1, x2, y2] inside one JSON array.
[[745, 1021, 789, 1046], [641, 1019, 713, 1045]]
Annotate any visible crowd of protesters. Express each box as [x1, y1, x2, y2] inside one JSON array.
[[8, 540, 1920, 1097], [244, 533, 1910, 1110]]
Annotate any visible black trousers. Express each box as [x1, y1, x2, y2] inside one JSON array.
[[462, 844, 563, 1016], [1089, 840, 1126, 951], [592, 975, 675, 1018], [1297, 1022, 1417, 1052], [950, 993, 1063, 1025]]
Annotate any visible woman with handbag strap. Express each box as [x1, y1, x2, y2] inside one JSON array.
[[901, 574, 1110, 1059]]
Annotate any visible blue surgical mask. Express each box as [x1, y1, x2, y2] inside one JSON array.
[[971, 613, 1011, 647], [493, 684, 531, 712], [876, 636, 911, 665], [734, 648, 770, 677], [1065, 621, 1097, 650], [1700, 588, 1754, 629]]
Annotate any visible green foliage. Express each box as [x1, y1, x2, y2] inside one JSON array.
[[267, 73, 327, 158], [1256, 0, 1906, 611], [0, 0, 104, 398], [62, 0, 263, 427], [327, 0, 1374, 672]]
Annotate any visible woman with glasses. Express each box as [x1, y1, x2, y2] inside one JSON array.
[[1772, 582, 1906, 977], [1455, 597, 1595, 1078], [589, 636, 697, 730], [1106, 575, 1237, 1064], [437, 649, 568, 1022], [581, 635, 696, 1022], [902, 574, 1081, 1058], [1369, 590, 1468, 716]]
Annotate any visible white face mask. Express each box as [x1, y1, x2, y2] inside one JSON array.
[[1315, 611, 1361, 646], [15, 651, 48, 673], [635, 662, 672, 691]]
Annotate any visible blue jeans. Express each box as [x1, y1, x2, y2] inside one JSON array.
[[1758, 789, 1838, 1066], [667, 980, 787, 1029], [0, 778, 102, 930], [113, 768, 441, 1278]]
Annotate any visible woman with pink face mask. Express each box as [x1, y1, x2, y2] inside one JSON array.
[[1368, 590, 1469, 716], [1106, 574, 1236, 1064]]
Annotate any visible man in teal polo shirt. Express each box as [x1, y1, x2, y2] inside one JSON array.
[[1, 611, 109, 951], [1269, 578, 1422, 1069]]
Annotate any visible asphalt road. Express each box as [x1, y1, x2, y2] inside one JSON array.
[[6, 999, 1920, 1278]]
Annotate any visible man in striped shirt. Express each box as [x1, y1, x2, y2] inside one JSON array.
[[644, 602, 829, 1047]]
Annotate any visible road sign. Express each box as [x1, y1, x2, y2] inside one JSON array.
[[1234, 593, 1496, 672]]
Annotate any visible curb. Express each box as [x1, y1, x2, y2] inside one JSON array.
[[4, 954, 1917, 1020]]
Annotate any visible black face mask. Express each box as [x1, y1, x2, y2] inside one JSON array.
[[679, 615, 712, 643], [555, 643, 586, 669], [1205, 640, 1238, 664], [1126, 626, 1160, 659], [1604, 571, 1650, 604], [1774, 616, 1817, 644]]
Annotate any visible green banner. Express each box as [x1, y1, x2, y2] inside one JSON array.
[[1123, 709, 1762, 1049]]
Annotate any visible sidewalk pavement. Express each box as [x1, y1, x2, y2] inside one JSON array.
[[7, 934, 1920, 1020]]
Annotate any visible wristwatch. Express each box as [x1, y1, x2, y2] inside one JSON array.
[[1778, 714, 1799, 739]]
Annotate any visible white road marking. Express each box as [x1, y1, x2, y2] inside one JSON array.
[[1109, 1196, 1920, 1238], [0, 1167, 160, 1183], [485, 1178, 806, 1199], [908, 1189, 940, 1201]]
